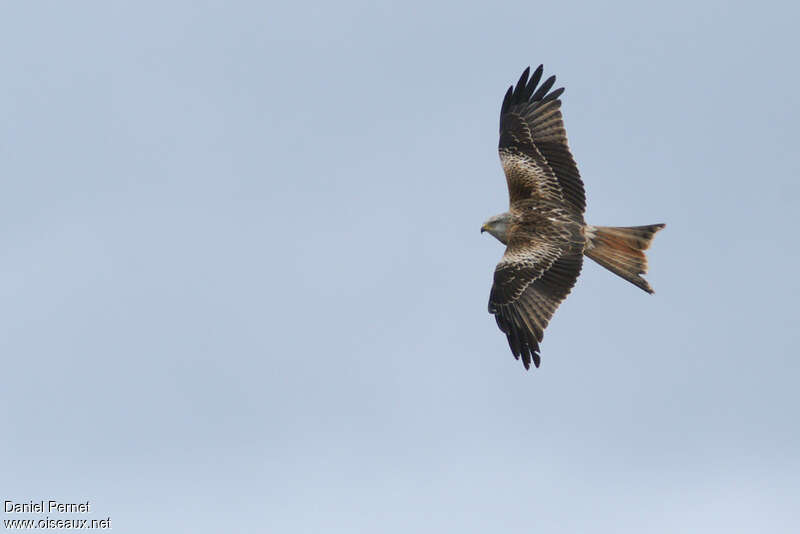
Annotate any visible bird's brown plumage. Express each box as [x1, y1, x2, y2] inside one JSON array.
[[486, 65, 663, 370]]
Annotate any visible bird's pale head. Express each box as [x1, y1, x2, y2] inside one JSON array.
[[481, 212, 512, 245]]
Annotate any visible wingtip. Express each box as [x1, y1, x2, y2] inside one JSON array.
[[520, 352, 540, 371], [542, 86, 565, 103]]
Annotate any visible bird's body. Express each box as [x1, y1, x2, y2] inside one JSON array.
[[482, 65, 664, 370]]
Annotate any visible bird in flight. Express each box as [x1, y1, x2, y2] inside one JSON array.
[[481, 65, 664, 370]]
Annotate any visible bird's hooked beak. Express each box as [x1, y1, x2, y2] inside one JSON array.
[[481, 223, 489, 234]]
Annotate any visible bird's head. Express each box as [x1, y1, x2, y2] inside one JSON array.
[[481, 212, 512, 245]]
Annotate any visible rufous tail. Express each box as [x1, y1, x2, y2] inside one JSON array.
[[584, 224, 665, 294]]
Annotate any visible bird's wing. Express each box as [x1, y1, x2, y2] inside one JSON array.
[[499, 65, 586, 215], [488, 229, 583, 369]]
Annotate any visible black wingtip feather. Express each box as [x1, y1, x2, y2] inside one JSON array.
[[531, 75, 557, 102], [514, 66, 530, 96], [529, 65, 544, 93], [541, 86, 564, 104], [501, 65, 564, 120], [500, 85, 513, 115], [493, 304, 545, 371]]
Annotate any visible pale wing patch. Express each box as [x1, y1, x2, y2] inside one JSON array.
[[499, 149, 564, 205], [491, 238, 563, 305]]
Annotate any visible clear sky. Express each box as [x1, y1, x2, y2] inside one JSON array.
[[1, 1, 798, 532]]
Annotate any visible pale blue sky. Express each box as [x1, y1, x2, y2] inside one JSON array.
[[1, 1, 798, 532]]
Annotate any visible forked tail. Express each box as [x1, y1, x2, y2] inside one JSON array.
[[584, 224, 665, 293]]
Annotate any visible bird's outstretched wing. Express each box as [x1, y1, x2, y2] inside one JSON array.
[[489, 231, 583, 369], [499, 65, 586, 215]]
